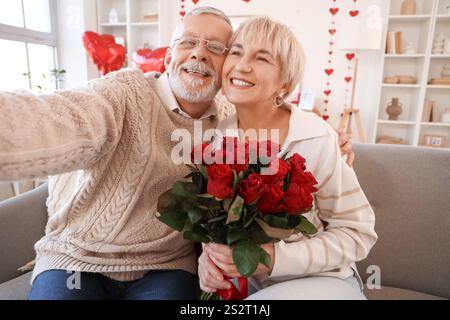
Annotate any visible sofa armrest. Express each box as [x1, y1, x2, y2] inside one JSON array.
[[0, 183, 48, 283]]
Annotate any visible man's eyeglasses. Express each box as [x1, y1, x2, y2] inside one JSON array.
[[174, 37, 229, 55]]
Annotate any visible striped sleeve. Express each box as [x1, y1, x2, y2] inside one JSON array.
[[269, 135, 378, 279]]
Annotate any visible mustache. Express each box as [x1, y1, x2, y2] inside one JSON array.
[[179, 61, 215, 77]]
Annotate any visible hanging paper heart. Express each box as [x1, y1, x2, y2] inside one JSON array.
[[82, 31, 126, 75], [131, 47, 168, 73], [346, 53, 355, 61], [349, 10, 359, 17], [322, 115, 330, 121], [324, 90, 332, 96], [192, 0, 199, 4], [329, 29, 336, 35], [329, 8, 339, 15], [180, 10, 186, 17], [345, 77, 352, 83], [325, 69, 334, 76]]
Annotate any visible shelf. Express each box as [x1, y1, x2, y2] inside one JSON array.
[[378, 120, 416, 125], [427, 85, 450, 89], [382, 84, 421, 88], [388, 15, 431, 22], [430, 55, 450, 59], [421, 122, 450, 127], [100, 22, 127, 27], [436, 15, 450, 22], [385, 54, 426, 58], [130, 22, 159, 27]]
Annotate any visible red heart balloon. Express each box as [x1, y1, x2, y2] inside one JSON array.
[[82, 31, 126, 75], [131, 47, 168, 73]]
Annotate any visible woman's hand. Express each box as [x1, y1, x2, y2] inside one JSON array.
[[198, 248, 232, 293], [204, 243, 275, 278]]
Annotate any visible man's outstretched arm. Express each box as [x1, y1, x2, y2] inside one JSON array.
[[0, 69, 143, 181]]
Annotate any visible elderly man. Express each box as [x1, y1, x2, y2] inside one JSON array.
[[0, 7, 353, 300]]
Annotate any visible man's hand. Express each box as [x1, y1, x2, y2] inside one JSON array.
[[337, 130, 355, 168], [312, 107, 355, 167]]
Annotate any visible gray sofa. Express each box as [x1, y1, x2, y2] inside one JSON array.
[[0, 144, 449, 300]]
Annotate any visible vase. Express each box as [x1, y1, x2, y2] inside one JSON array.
[[387, 98, 403, 120], [400, 0, 416, 15]]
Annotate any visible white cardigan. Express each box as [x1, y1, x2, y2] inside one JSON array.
[[217, 104, 378, 287]]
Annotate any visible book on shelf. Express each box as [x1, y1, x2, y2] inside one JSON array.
[[422, 100, 435, 122], [386, 31, 402, 54]]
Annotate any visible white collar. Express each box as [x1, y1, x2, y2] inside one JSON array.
[[217, 103, 328, 151], [156, 72, 218, 120]]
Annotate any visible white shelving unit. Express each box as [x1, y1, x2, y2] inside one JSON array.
[[373, 0, 450, 150], [96, 0, 162, 67]]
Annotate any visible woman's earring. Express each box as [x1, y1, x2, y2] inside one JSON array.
[[274, 94, 284, 107]]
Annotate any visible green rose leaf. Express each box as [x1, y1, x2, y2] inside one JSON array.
[[187, 207, 207, 225], [259, 248, 272, 268], [157, 210, 187, 232], [232, 239, 261, 277], [226, 229, 248, 246], [184, 228, 210, 243], [172, 181, 198, 199], [296, 215, 318, 235]]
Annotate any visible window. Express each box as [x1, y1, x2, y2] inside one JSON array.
[[0, 0, 59, 93]]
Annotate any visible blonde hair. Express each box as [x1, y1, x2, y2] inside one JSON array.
[[230, 16, 306, 98]]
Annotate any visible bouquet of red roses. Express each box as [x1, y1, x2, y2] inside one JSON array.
[[157, 137, 318, 300]]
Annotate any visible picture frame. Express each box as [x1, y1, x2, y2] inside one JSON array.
[[421, 135, 448, 148]]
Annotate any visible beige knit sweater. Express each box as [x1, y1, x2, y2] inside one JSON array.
[[0, 68, 235, 283]]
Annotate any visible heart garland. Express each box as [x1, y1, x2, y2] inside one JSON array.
[[343, 0, 359, 111], [322, 0, 339, 121], [349, 0, 359, 17], [180, 0, 252, 17]]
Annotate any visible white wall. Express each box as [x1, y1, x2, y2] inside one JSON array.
[[56, 0, 99, 89], [161, 0, 389, 142]]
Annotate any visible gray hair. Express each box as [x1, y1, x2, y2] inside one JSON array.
[[170, 6, 232, 46]]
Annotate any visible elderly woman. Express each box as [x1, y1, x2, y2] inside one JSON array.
[[198, 16, 377, 300]]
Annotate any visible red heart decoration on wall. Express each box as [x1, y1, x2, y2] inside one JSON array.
[[180, 10, 186, 17], [325, 69, 334, 76], [322, 115, 330, 121], [345, 77, 352, 83], [346, 53, 355, 61], [349, 10, 359, 17], [329, 8, 339, 15], [192, 0, 199, 4], [132, 47, 168, 73], [324, 90, 332, 96], [329, 29, 336, 35], [82, 31, 126, 75]]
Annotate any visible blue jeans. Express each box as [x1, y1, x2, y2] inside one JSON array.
[[29, 269, 199, 300]]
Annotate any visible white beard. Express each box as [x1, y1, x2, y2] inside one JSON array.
[[169, 65, 219, 104]]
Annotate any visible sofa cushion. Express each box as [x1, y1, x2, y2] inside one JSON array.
[[353, 144, 450, 299], [0, 272, 31, 300], [365, 286, 446, 300]]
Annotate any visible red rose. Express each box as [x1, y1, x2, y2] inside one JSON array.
[[222, 137, 249, 173], [238, 173, 267, 205], [290, 170, 318, 194], [261, 158, 291, 185], [288, 153, 306, 180], [258, 140, 281, 160], [285, 181, 315, 215], [257, 183, 286, 214], [207, 164, 234, 199], [191, 143, 214, 165]]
